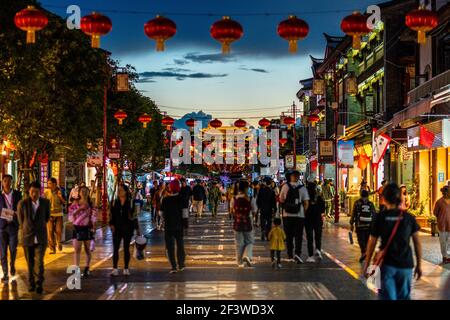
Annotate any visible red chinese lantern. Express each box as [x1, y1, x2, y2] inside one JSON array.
[[283, 116, 295, 129], [210, 16, 243, 54], [209, 118, 222, 129], [258, 118, 271, 128], [80, 12, 112, 48], [162, 116, 175, 130], [279, 138, 288, 146], [405, 6, 438, 44], [14, 6, 48, 44], [277, 15, 309, 53], [340, 11, 370, 50], [138, 113, 152, 128], [114, 110, 127, 125], [308, 114, 320, 127], [144, 15, 177, 52], [185, 118, 195, 131], [234, 119, 246, 128], [310, 159, 319, 171]]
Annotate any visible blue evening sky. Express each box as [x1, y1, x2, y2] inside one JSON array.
[[40, 0, 382, 125]]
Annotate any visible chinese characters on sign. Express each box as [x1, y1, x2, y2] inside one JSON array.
[[338, 140, 355, 168], [318, 139, 335, 163]]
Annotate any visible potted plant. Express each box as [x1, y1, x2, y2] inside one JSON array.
[[410, 201, 428, 229], [428, 216, 439, 237]]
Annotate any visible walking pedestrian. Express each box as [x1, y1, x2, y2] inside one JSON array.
[[110, 184, 139, 276], [192, 180, 206, 218], [208, 181, 221, 217], [363, 183, 422, 300], [250, 181, 259, 226], [179, 178, 192, 231], [305, 181, 325, 263], [256, 177, 277, 241], [279, 170, 310, 263], [44, 177, 66, 254], [399, 185, 411, 211], [68, 186, 96, 277], [226, 183, 235, 220], [350, 189, 376, 262], [154, 182, 166, 229], [433, 185, 450, 264], [161, 179, 186, 273], [150, 180, 159, 222], [268, 217, 286, 269], [233, 180, 254, 268], [0, 174, 22, 282], [17, 181, 50, 294], [322, 179, 334, 219], [377, 180, 387, 213]]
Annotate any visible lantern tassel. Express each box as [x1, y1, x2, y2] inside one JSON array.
[[26, 30, 36, 44], [352, 35, 361, 50], [221, 41, 231, 54], [91, 35, 100, 48], [288, 40, 298, 53], [143, 123, 148, 128], [417, 30, 426, 44], [119, 119, 123, 125], [156, 39, 165, 52]]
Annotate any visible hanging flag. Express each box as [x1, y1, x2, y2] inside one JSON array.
[[372, 129, 391, 168], [419, 125, 435, 148]]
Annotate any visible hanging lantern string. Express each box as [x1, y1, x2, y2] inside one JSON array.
[[42, 5, 359, 17]]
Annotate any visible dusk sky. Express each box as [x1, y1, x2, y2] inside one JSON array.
[[41, 0, 383, 125]]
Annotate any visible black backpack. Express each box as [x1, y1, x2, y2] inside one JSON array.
[[284, 182, 302, 213], [355, 200, 374, 228]]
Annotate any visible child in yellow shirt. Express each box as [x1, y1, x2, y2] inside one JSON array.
[[268, 217, 286, 269]]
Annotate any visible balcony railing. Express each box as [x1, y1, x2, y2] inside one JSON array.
[[408, 69, 450, 104]]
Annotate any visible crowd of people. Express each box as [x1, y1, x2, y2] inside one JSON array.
[[0, 171, 448, 300]]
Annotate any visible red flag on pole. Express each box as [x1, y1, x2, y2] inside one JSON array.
[[419, 126, 435, 148]]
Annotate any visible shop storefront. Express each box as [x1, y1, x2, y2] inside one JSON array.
[[407, 119, 450, 215]]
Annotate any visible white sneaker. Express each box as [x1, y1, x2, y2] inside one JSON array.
[[294, 255, 304, 264], [306, 256, 316, 263], [110, 269, 119, 276], [237, 264, 245, 268], [123, 269, 130, 276], [243, 256, 253, 267], [277, 263, 282, 269], [315, 249, 323, 260]]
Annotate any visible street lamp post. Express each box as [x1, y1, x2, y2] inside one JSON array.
[[102, 84, 108, 225]]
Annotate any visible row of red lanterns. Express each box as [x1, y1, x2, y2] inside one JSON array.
[[114, 110, 152, 128], [14, 6, 439, 51]]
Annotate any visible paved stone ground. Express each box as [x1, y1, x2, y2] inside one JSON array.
[[0, 208, 448, 300]]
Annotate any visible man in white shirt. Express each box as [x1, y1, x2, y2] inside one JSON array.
[[17, 181, 50, 294], [0, 174, 22, 282], [279, 171, 310, 263]]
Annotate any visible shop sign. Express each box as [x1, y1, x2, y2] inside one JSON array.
[[40, 162, 48, 194], [407, 119, 450, 151], [318, 139, 335, 163], [313, 79, 325, 96], [439, 173, 445, 183], [285, 155, 294, 169], [296, 155, 307, 172], [107, 136, 121, 160], [51, 161, 60, 179], [338, 140, 354, 168], [279, 159, 285, 173]]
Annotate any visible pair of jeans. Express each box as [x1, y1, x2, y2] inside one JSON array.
[[47, 216, 63, 252], [283, 217, 305, 258], [380, 264, 413, 300], [112, 229, 133, 269], [260, 213, 272, 240], [439, 231, 449, 259], [23, 244, 46, 287], [165, 229, 185, 270], [355, 228, 370, 256], [0, 228, 18, 276], [305, 220, 322, 257], [271, 250, 281, 264], [235, 231, 254, 264]]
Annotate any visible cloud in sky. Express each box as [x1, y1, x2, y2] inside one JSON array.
[[183, 52, 237, 64], [239, 67, 269, 73], [139, 70, 228, 82]]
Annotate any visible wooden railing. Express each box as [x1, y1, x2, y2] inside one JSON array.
[[408, 69, 450, 104]]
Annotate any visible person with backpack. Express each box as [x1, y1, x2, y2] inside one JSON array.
[[208, 181, 221, 218], [363, 183, 422, 300], [233, 180, 254, 268], [279, 170, 310, 263], [256, 177, 277, 241], [305, 181, 325, 263], [350, 189, 377, 263]]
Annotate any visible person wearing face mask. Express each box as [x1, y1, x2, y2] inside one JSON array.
[[0, 174, 22, 283], [433, 186, 450, 264], [17, 181, 50, 294]]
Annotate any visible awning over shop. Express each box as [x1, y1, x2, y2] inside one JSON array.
[[392, 98, 432, 129]]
